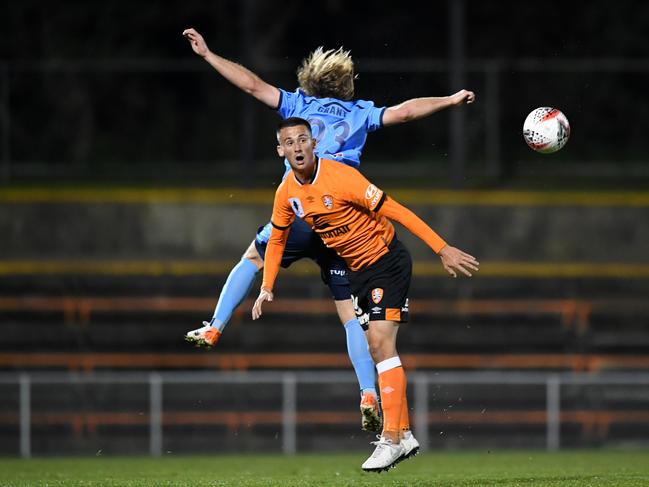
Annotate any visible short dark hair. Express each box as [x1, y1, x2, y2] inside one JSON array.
[[276, 117, 312, 139]]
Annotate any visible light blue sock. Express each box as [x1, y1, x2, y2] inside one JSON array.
[[211, 258, 259, 332], [343, 318, 377, 395]]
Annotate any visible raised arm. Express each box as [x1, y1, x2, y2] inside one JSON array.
[[381, 89, 475, 126], [378, 196, 480, 277], [183, 28, 280, 109]]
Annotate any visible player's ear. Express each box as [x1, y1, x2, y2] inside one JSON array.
[[277, 144, 285, 157]]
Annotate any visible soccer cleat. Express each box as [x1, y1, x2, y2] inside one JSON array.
[[396, 430, 420, 464], [361, 436, 405, 472], [360, 392, 382, 432], [185, 321, 222, 348]]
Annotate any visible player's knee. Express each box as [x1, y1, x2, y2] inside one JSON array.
[[242, 242, 264, 270], [367, 339, 392, 363]]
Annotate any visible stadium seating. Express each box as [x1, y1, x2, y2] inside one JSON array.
[[1, 271, 648, 371], [1, 191, 648, 452]]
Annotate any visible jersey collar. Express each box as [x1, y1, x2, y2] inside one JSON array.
[[293, 157, 320, 186]]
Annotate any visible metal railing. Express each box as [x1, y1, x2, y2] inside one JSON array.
[[2, 370, 649, 457]]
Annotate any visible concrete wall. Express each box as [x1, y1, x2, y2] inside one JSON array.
[[1, 200, 647, 263]]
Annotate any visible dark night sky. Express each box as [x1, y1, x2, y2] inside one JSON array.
[[1, 1, 647, 183], [2, 1, 647, 60]]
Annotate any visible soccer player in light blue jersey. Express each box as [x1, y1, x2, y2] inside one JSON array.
[[183, 28, 475, 432]]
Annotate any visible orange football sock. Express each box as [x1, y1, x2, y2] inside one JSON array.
[[400, 384, 411, 434], [377, 358, 406, 438]]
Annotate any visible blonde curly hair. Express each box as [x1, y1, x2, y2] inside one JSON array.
[[297, 47, 355, 101]]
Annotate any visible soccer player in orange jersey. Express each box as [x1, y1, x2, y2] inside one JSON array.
[[184, 28, 475, 433], [252, 117, 479, 472]]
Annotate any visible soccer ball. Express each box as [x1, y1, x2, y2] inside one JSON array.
[[522, 107, 570, 154]]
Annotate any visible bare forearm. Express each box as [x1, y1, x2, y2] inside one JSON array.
[[388, 97, 452, 123], [383, 89, 475, 126], [203, 51, 264, 96]]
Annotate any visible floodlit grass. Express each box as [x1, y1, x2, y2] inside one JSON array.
[[0, 450, 648, 486]]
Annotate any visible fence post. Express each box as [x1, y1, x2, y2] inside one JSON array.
[[414, 373, 429, 452], [19, 374, 31, 458], [149, 373, 162, 457], [282, 373, 297, 455], [546, 374, 560, 451], [448, 0, 467, 188]]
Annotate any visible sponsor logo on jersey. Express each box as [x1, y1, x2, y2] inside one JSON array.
[[306, 195, 315, 203], [365, 184, 383, 208], [330, 269, 346, 276], [322, 194, 334, 210], [381, 386, 395, 394], [371, 288, 384, 304], [289, 197, 305, 217], [319, 225, 350, 239], [365, 184, 379, 201]]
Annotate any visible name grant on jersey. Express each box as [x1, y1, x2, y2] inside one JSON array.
[[317, 105, 347, 117]]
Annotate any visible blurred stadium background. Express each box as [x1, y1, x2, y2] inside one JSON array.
[[1, 0, 649, 460]]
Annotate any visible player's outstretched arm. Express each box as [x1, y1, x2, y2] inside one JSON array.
[[377, 196, 479, 277], [382, 89, 475, 126], [182, 28, 280, 108]]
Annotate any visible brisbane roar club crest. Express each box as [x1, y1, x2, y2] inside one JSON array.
[[322, 194, 334, 210], [371, 288, 384, 304]]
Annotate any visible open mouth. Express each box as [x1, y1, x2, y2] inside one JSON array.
[[295, 155, 304, 162]]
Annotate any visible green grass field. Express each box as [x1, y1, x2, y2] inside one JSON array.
[[1, 450, 648, 486]]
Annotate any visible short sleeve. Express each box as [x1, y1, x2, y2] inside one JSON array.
[[277, 88, 300, 118], [365, 103, 386, 133], [338, 164, 386, 212], [270, 180, 296, 229]]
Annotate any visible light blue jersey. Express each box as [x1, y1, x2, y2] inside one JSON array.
[[258, 89, 386, 244], [277, 88, 386, 174]]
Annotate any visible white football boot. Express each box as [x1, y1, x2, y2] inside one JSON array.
[[185, 321, 221, 348], [361, 436, 405, 472], [397, 430, 420, 463]]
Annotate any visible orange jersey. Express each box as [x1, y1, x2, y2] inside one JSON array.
[[262, 158, 447, 290]]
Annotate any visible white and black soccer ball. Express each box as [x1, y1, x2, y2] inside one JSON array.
[[522, 107, 570, 154]]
